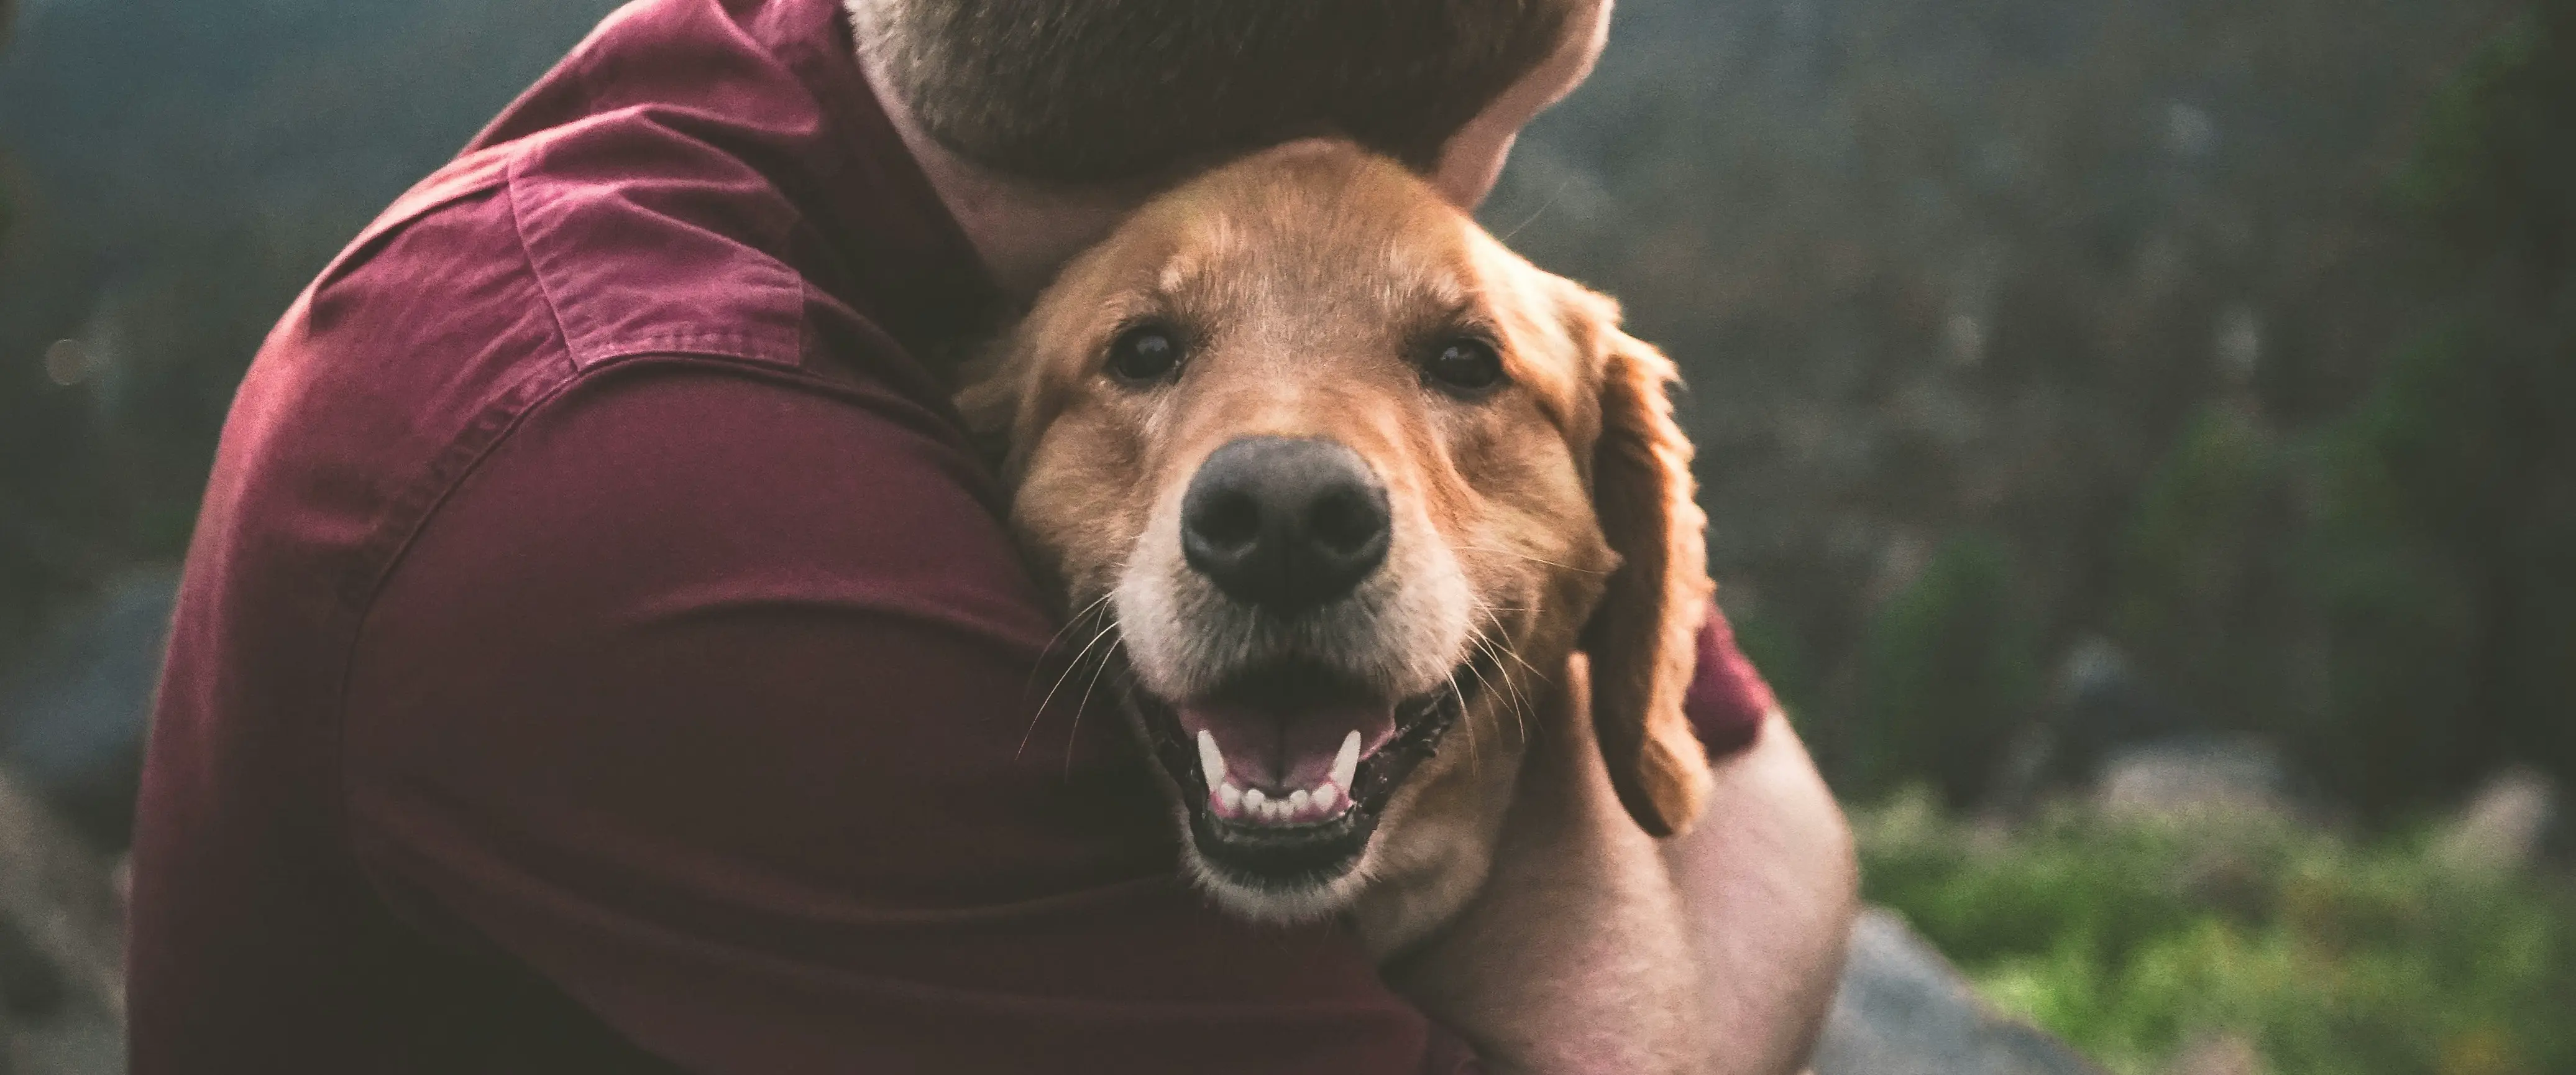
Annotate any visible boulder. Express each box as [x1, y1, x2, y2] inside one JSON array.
[[1813, 909, 2109, 1075]]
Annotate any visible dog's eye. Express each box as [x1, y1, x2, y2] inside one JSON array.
[[1426, 338, 1506, 394], [1105, 326, 1185, 384]]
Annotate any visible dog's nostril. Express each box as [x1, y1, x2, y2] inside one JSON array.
[[1196, 491, 1262, 550], [1308, 489, 1383, 555]]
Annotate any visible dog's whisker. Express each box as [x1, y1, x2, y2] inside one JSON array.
[[1467, 597, 1546, 683], [1469, 629, 1539, 747], [1019, 594, 1117, 712], [1062, 634, 1126, 778], [1487, 629, 1547, 683], [1457, 633, 1526, 749], [1029, 593, 1117, 674], [1447, 666, 1480, 778], [1020, 616, 1121, 762], [1455, 544, 1608, 576], [1498, 177, 1574, 244]]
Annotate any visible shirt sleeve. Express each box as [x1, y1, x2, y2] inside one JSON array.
[[342, 361, 1477, 1074], [1685, 605, 1779, 759]]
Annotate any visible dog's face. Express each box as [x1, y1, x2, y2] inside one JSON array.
[[974, 142, 1713, 923]]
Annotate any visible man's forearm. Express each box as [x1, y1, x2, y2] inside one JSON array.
[[1664, 713, 1859, 1075]]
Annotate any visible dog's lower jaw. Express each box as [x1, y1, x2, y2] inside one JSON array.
[[1342, 716, 1530, 959], [1131, 680, 1533, 948], [1178, 834, 1379, 925]]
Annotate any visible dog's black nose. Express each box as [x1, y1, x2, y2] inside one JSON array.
[[1182, 436, 1391, 613]]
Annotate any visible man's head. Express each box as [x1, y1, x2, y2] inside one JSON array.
[[849, 0, 1610, 208]]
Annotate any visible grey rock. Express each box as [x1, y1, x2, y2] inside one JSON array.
[[0, 566, 179, 847], [0, 768, 124, 1074], [1813, 909, 2108, 1075], [2094, 736, 2294, 825], [2435, 768, 2557, 873]]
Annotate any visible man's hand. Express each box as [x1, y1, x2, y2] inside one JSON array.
[[1664, 713, 1858, 1075]]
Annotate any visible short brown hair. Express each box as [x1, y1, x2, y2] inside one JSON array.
[[851, 0, 1577, 183]]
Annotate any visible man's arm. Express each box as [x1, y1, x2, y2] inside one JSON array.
[[1667, 714, 1858, 1075], [341, 362, 1474, 1073], [1378, 662, 1853, 1075]]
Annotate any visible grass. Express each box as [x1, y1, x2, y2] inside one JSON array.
[[1855, 791, 2576, 1075]]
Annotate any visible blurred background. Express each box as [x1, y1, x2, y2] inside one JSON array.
[[0, 0, 2569, 1072]]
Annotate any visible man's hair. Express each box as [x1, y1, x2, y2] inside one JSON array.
[[852, 0, 1577, 183]]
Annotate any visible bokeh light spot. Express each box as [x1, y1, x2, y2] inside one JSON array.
[[43, 338, 91, 387]]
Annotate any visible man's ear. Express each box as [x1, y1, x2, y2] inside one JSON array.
[[1572, 287, 1715, 838]]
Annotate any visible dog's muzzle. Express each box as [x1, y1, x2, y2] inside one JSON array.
[[1116, 435, 1477, 895]]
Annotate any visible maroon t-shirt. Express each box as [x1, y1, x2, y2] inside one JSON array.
[[126, 0, 1778, 1070]]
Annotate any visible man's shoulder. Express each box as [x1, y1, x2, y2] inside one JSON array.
[[217, 121, 940, 629], [316, 124, 825, 379]]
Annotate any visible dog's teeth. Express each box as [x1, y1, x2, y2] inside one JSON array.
[[1332, 731, 1362, 791], [1198, 730, 1227, 786], [1219, 782, 1244, 811], [1288, 789, 1311, 812], [1313, 783, 1339, 812], [1243, 788, 1267, 812]]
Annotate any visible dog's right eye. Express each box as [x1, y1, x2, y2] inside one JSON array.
[[1425, 338, 1506, 394], [1105, 326, 1185, 385]]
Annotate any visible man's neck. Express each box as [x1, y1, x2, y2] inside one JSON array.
[[850, 29, 1152, 301]]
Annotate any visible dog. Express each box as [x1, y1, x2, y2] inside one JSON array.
[[962, 140, 1719, 1072]]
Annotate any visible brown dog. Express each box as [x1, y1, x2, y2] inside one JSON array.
[[963, 141, 1718, 1071]]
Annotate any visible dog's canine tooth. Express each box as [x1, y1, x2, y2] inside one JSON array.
[[1198, 730, 1227, 787], [1313, 783, 1340, 812], [1331, 730, 1362, 791]]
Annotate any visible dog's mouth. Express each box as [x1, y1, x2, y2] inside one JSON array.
[[1125, 653, 1485, 893]]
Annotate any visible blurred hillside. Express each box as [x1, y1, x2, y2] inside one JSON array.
[[1, 0, 2570, 837], [1486, 0, 2571, 823], [0, 0, 622, 657]]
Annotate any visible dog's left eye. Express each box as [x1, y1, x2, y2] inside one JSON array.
[[1105, 326, 1185, 385], [1425, 338, 1506, 394]]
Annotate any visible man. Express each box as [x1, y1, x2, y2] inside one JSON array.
[[127, 0, 1858, 1070]]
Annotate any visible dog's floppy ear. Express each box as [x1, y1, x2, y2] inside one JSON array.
[[1570, 287, 1716, 838]]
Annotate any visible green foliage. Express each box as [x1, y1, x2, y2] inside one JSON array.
[[2079, 0, 2576, 817], [2287, 0, 2576, 814], [1726, 605, 1823, 732], [1860, 793, 2576, 1075], [2398, 0, 2576, 287], [2302, 327, 2500, 811], [1852, 535, 2041, 805], [2109, 404, 2298, 731]]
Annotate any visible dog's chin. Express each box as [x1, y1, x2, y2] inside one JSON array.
[[1122, 658, 1482, 923]]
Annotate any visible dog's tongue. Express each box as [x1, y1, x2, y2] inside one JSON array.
[[1175, 698, 1399, 792]]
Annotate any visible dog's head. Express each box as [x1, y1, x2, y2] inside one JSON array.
[[973, 142, 1713, 922]]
